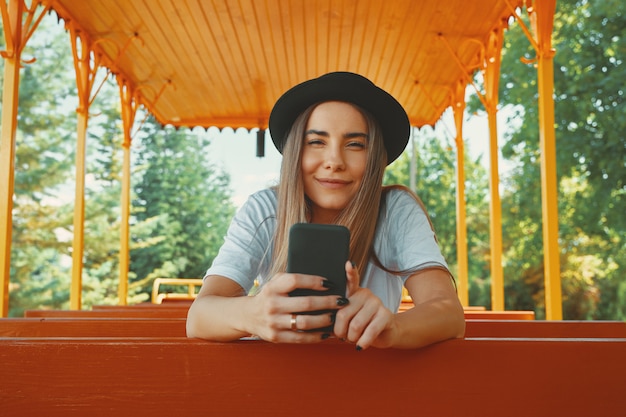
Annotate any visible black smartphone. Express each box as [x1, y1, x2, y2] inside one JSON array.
[[287, 223, 350, 332], [287, 223, 350, 299]]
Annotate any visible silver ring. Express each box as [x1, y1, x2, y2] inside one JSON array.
[[290, 314, 298, 331]]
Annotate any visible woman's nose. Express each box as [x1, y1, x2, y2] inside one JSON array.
[[323, 146, 345, 170]]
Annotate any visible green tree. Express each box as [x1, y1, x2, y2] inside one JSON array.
[[3, 13, 237, 313], [469, 0, 625, 318], [3, 15, 77, 315], [384, 133, 492, 307], [130, 119, 236, 293]]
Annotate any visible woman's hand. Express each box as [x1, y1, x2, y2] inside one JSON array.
[[333, 262, 397, 350], [249, 272, 349, 343]]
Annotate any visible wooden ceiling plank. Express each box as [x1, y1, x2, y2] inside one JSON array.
[[184, 0, 242, 121], [391, 2, 440, 123], [334, 0, 357, 71], [348, 0, 373, 75], [39, 0, 523, 130], [324, 0, 344, 72], [182, 0, 241, 120], [266, 0, 291, 90], [157, 0, 231, 122], [290, 0, 309, 82], [246, 0, 287, 110], [188, 0, 253, 125], [368, 0, 414, 91]]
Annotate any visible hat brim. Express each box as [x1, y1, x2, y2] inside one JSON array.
[[268, 72, 410, 165]]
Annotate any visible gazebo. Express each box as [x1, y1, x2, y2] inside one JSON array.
[[0, 0, 560, 317]]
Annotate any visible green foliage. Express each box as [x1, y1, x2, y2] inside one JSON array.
[[4, 13, 236, 315], [469, 0, 625, 319], [6, 16, 77, 316], [384, 134, 492, 307], [3, 2, 623, 319], [129, 119, 236, 293]]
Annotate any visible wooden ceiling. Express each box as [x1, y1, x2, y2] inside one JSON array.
[[40, 0, 522, 130]]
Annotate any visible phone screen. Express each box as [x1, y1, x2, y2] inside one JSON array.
[[287, 223, 350, 298]]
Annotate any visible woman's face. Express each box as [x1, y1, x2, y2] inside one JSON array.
[[301, 101, 368, 223]]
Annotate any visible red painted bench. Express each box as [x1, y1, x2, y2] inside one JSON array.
[[1, 336, 624, 417], [3, 317, 624, 338], [0, 317, 187, 337], [25, 306, 535, 320], [24, 308, 190, 319]]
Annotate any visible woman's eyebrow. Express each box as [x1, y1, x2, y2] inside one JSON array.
[[305, 129, 329, 137], [305, 129, 368, 139], [344, 132, 368, 139]]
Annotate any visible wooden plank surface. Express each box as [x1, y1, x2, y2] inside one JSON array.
[[3, 317, 626, 338], [24, 307, 534, 320], [0, 317, 187, 337], [2, 337, 625, 417]]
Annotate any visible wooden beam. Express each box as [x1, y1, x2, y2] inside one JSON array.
[[483, 24, 506, 310], [0, 0, 24, 318], [67, 24, 102, 310], [1, 337, 625, 416], [452, 80, 469, 306], [533, 0, 562, 320], [0, 0, 47, 316]]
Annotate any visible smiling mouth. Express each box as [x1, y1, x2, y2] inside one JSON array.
[[316, 178, 351, 188]]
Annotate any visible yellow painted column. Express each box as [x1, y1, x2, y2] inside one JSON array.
[[68, 27, 98, 310], [534, 0, 562, 320], [486, 108, 504, 310], [0, 0, 46, 316], [0, 0, 24, 317], [483, 26, 506, 311], [118, 81, 137, 306], [452, 82, 469, 306], [502, 0, 562, 317], [70, 109, 87, 310], [118, 144, 131, 305]]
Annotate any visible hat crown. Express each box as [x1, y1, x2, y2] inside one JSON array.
[[269, 72, 410, 165]]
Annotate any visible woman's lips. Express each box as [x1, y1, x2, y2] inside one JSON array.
[[316, 178, 351, 189]]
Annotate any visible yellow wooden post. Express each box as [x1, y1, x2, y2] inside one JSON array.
[[503, 0, 562, 319], [118, 80, 137, 306], [68, 26, 99, 310], [483, 25, 506, 310], [533, 0, 562, 320], [70, 104, 88, 310], [0, 0, 47, 317], [0, 0, 23, 317], [452, 81, 469, 306]]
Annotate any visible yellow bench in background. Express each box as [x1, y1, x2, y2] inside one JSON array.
[[151, 278, 203, 304]]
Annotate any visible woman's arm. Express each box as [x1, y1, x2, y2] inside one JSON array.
[[186, 275, 252, 341], [334, 265, 465, 350], [386, 268, 465, 348], [186, 274, 349, 342]]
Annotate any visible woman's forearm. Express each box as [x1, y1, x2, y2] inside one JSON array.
[[390, 296, 465, 349], [186, 294, 254, 341]]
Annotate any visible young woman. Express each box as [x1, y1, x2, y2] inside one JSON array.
[[186, 72, 465, 350]]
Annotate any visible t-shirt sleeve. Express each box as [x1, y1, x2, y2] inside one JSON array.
[[379, 188, 449, 277], [204, 190, 276, 293]]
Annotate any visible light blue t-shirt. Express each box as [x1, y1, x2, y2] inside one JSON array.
[[205, 187, 448, 313]]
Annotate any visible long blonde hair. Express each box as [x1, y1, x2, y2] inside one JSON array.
[[268, 102, 387, 278]]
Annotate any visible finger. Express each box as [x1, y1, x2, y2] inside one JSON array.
[[332, 298, 360, 340], [279, 330, 333, 344], [345, 261, 360, 297], [282, 294, 349, 315], [345, 302, 378, 344], [269, 272, 331, 295], [289, 312, 336, 332], [354, 311, 388, 350]]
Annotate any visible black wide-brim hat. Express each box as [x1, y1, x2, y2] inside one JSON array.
[[268, 71, 410, 165]]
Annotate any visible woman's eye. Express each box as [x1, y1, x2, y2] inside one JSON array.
[[347, 141, 366, 149], [306, 138, 325, 146]]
